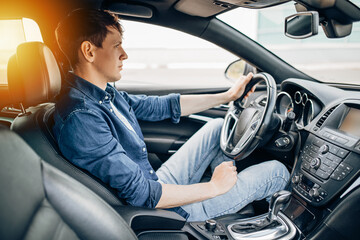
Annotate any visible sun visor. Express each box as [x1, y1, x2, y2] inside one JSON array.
[[102, 2, 153, 19], [175, 0, 233, 17], [213, 0, 291, 9]]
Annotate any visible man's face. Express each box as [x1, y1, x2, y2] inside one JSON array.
[[92, 27, 128, 83]]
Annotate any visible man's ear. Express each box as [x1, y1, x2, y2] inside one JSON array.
[[79, 41, 95, 63]]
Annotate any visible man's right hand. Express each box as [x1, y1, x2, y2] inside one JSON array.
[[156, 161, 238, 209], [210, 161, 237, 196]]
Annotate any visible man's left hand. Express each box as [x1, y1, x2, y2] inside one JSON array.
[[226, 72, 256, 102]]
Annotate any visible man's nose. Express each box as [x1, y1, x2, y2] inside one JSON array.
[[120, 47, 128, 60]]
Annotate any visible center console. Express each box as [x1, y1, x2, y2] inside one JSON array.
[[291, 104, 360, 207], [188, 104, 360, 240]]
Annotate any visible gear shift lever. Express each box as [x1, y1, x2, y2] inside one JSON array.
[[268, 190, 292, 221], [231, 190, 292, 234]]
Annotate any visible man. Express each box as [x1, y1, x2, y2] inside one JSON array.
[[53, 8, 289, 221]]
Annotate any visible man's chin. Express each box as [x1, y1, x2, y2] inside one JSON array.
[[108, 74, 122, 83]]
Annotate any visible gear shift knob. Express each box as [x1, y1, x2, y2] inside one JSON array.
[[268, 190, 292, 221]]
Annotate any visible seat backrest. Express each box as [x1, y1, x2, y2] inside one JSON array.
[[0, 126, 137, 240], [7, 42, 125, 206]]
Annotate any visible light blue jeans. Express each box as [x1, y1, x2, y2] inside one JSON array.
[[156, 118, 290, 222]]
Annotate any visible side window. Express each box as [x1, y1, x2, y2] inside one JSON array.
[[119, 20, 234, 88], [0, 18, 43, 85]]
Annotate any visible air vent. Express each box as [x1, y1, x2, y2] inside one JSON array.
[[316, 105, 338, 128]]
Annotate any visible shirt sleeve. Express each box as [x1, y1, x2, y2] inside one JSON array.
[[57, 110, 162, 208], [120, 92, 181, 123]]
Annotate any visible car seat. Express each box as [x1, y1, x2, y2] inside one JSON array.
[[0, 126, 137, 240], [7, 41, 124, 206]]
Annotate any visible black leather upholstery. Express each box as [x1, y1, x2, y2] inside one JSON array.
[[7, 42, 125, 206], [0, 127, 137, 240], [7, 42, 61, 108]]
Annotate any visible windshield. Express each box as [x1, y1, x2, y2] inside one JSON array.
[[218, 1, 360, 85]]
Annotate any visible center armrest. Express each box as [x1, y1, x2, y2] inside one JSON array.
[[113, 205, 186, 232]]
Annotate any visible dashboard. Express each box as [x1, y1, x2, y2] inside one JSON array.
[[277, 79, 360, 208]]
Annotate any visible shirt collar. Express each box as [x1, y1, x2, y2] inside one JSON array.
[[64, 72, 116, 102]]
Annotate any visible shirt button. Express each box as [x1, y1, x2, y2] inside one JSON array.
[[105, 96, 109, 100], [110, 109, 113, 112], [142, 147, 146, 152], [150, 170, 154, 174], [99, 100, 102, 104]]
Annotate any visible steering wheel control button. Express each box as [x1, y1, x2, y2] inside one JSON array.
[[319, 144, 329, 154]]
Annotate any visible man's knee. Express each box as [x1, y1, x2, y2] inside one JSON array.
[[265, 160, 290, 182], [206, 118, 224, 133]]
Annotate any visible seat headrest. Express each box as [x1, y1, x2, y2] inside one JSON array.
[[7, 42, 61, 108]]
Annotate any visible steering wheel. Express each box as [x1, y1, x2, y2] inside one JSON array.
[[220, 72, 277, 160]]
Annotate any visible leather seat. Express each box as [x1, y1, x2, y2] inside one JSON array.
[[7, 42, 124, 206], [0, 126, 137, 240]]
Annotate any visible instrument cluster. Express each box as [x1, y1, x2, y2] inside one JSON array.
[[275, 90, 322, 127]]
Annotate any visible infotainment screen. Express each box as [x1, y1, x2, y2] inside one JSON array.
[[339, 108, 360, 137]]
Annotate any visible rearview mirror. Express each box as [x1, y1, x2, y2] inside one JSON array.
[[285, 11, 319, 39], [225, 59, 256, 82]]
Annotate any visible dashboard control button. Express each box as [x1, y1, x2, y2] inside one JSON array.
[[328, 154, 342, 164], [331, 163, 353, 181], [323, 132, 331, 138], [303, 154, 311, 162], [329, 135, 337, 141], [328, 145, 339, 155], [336, 137, 348, 144], [310, 158, 321, 169], [318, 188, 328, 197], [320, 164, 334, 174], [316, 169, 330, 180], [325, 160, 338, 169], [319, 144, 329, 154], [308, 150, 318, 158], [302, 161, 310, 170], [336, 149, 349, 158], [312, 138, 324, 147], [339, 162, 353, 173], [310, 145, 319, 153]]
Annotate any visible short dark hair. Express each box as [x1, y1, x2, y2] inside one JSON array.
[[55, 8, 123, 68]]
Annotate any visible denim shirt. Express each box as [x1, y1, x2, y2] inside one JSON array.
[[53, 73, 189, 219]]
